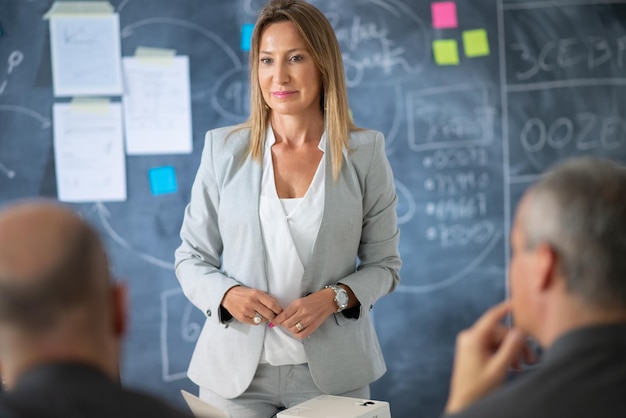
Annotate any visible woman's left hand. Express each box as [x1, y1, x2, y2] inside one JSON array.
[[269, 290, 337, 339]]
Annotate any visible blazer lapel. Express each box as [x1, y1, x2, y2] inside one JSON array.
[[302, 142, 341, 289]]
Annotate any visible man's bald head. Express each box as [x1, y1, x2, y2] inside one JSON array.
[[0, 200, 111, 333]]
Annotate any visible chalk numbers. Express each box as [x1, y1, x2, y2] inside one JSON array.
[[520, 113, 625, 153], [180, 303, 201, 342]]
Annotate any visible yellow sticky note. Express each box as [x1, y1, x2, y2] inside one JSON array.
[[69, 97, 110, 113], [44, 1, 113, 19], [433, 39, 459, 66], [463, 29, 490, 57], [135, 46, 176, 66]]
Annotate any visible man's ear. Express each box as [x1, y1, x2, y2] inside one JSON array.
[[111, 282, 128, 338], [532, 243, 559, 292]]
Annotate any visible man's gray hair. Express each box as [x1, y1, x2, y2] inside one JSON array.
[[523, 157, 626, 309]]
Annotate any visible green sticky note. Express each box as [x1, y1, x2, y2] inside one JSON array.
[[432, 39, 459, 66], [463, 29, 490, 57]]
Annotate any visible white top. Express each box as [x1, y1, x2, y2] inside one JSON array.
[[259, 126, 326, 365]]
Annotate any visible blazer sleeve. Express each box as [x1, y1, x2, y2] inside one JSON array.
[[174, 130, 241, 325], [338, 131, 401, 315]]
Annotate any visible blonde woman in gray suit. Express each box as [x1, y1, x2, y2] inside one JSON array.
[[175, 1, 401, 417]]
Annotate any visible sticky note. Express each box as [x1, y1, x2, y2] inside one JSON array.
[[463, 29, 490, 57], [431, 2, 457, 29], [44, 1, 114, 19], [70, 97, 110, 113], [135, 46, 176, 65], [433, 39, 459, 66], [241, 24, 254, 51], [149, 166, 178, 195]]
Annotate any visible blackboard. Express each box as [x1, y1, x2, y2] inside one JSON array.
[[2, 1, 626, 417]]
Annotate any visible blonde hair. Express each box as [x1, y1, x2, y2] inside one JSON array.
[[243, 0, 357, 181]]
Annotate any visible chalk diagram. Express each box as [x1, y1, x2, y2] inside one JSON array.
[[0, 51, 36, 183], [160, 288, 204, 382], [396, 80, 502, 293], [0, 45, 51, 194], [329, 0, 429, 149], [0, 103, 51, 185]]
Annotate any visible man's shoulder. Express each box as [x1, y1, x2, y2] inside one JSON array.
[[442, 376, 533, 418], [444, 351, 626, 418], [0, 388, 194, 418], [0, 367, 194, 418], [0, 397, 18, 418]]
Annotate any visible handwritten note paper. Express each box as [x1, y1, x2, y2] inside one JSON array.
[[463, 29, 490, 57], [433, 39, 460, 66], [53, 102, 126, 202], [122, 55, 192, 155], [49, 14, 123, 97], [431, 2, 458, 29]]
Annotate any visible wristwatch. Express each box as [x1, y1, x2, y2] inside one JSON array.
[[325, 284, 349, 312]]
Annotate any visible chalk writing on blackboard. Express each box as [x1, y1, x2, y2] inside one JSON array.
[[121, 18, 241, 68], [329, 0, 429, 87], [0, 105, 51, 129], [395, 180, 416, 225], [0, 163, 16, 179], [160, 288, 203, 382], [93, 202, 175, 270], [117, 0, 130, 12], [509, 36, 626, 82], [0, 50, 24, 96], [213, 67, 250, 121]]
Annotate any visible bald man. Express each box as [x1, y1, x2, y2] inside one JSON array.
[[0, 200, 193, 418], [443, 157, 626, 418]]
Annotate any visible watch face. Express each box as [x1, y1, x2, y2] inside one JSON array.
[[337, 289, 349, 307]]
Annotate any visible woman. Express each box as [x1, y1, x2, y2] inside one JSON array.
[[175, 1, 401, 416]]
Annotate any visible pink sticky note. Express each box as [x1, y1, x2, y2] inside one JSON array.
[[432, 2, 458, 29]]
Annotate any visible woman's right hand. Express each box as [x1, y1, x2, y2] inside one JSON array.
[[221, 285, 283, 325]]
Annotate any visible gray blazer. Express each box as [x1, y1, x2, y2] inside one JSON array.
[[175, 126, 401, 398]]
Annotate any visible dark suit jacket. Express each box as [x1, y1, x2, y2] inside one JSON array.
[[0, 362, 194, 418], [444, 323, 626, 418]]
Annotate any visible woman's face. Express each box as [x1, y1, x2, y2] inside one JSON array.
[[258, 21, 323, 119]]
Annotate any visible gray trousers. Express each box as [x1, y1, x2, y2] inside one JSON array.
[[199, 363, 370, 418]]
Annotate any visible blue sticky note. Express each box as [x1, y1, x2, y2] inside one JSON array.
[[149, 166, 178, 195], [241, 24, 254, 51]]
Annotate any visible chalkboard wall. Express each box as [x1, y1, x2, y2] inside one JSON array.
[[2, 1, 626, 417]]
